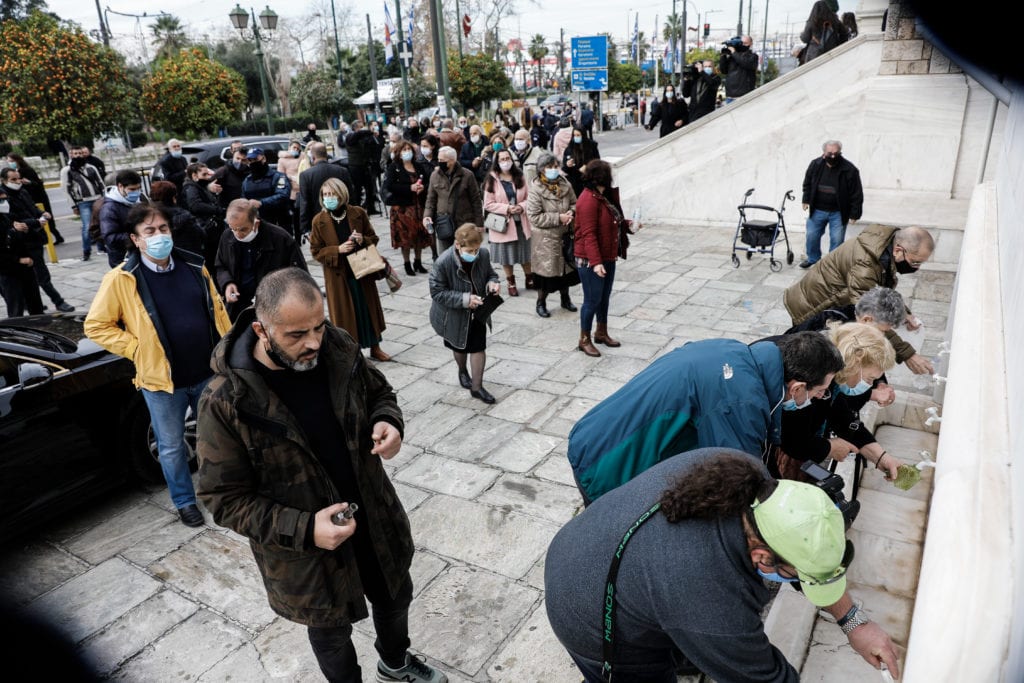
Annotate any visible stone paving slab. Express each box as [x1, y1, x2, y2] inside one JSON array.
[[1, 216, 952, 681]]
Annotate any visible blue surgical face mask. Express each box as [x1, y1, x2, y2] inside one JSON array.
[[323, 197, 339, 211], [401, 150, 414, 161], [704, 67, 713, 75], [6, 161, 17, 169], [757, 568, 800, 584], [836, 372, 872, 396], [573, 136, 582, 144], [544, 168, 560, 181], [781, 388, 812, 411], [125, 189, 141, 203], [144, 234, 173, 260], [170, 150, 182, 158], [290, 149, 300, 157], [459, 251, 477, 263]]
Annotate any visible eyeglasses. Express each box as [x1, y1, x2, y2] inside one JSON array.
[[765, 540, 855, 586], [898, 246, 927, 268]]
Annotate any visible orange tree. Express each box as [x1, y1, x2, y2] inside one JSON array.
[[141, 48, 246, 136], [447, 51, 511, 112], [0, 12, 135, 141]]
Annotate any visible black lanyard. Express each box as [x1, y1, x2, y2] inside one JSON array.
[[601, 502, 662, 681]]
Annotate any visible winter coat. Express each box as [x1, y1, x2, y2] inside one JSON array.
[[1, 186, 47, 248], [483, 173, 532, 244], [428, 246, 499, 349], [243, 169, 291, 226], [647, 97, 689, 138], [60, 162, 105, 204], [574, 186, 621, 265], [459, 139, 492, 184], [561, 139, 601, 196], [525, 176, 577, 278], [382, 160, 431, 208], [309, 207, 386, 345], [196, 308, 411, 628], [181, 178, 224, 222], [298, 161, 354, 235], [213, 163, 250, 207], [155, 152, 188, 189], [783, 224, 916, 362], [215, 220, 307, 320], [720, 49, 759, 98], [84, 248, 230, 393], [684, 72, 721, 121], [801, 6, 849, 63], [99, 187, 136, 264], [424, 164, 483, 228], [567, 338, 784, 502], [802, 156, 864, 226], [514, 144, 545, 185]]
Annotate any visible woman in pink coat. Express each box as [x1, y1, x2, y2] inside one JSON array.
[[483, 148, 533, 296]]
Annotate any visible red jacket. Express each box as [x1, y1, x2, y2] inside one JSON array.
[[574, 186, 621, 264]]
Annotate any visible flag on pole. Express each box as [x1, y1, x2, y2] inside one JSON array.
[[384, 2, 396, 64], [407, 7, 414, 51], [652, 14, 658, 53], [631, 13, 639, 62]]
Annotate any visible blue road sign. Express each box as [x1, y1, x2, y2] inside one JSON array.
[[571, 36, 608, 69], [571, 68, 609, 92]]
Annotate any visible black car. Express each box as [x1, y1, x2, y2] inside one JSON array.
[[151, 135, 293, 178], [0, 316, 191, 543]]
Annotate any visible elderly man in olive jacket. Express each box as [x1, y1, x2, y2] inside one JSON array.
[[423, 146, 483, 253], [197, 268, 447, 683]]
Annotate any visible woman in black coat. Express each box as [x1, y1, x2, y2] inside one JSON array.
[[561, 127, 600, 197], [6, 152, 63, 243], [646, 84, 689, 138]]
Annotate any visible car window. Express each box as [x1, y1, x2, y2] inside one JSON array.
[[260, 141, 289, 165], [0, 356, 16, 389]]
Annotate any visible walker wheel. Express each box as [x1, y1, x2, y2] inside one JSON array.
[[731, 254, 740, 268], [787, 251, 795, 265], [745, 250, 753, 260], [770, 259, 783, 272]]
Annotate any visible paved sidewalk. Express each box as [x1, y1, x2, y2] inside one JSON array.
[[0, 216, 953, 682]]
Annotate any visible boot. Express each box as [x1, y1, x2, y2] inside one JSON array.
[[414, 259, 428, 274], [593, 323, 621, 347], [536, 298, 550, 318], [404, 261, 416, 276], [525, 273, 536, 290], [507, 275, 519, 297], [578, 331, 601, 357], [560, 289, 577, 312]]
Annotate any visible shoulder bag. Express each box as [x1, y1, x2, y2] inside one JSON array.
[[346, 243, 387, 279]]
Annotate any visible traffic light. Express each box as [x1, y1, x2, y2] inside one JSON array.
[[703, 23, 710, 38]]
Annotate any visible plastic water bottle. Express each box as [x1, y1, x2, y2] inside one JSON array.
[[632, 206, 642, 232]]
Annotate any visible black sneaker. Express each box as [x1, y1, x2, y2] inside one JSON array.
[[82, 252, 91, 261], [799, 260, 814, 269], [56, 302, 75, 313], [376, 654, 447, 683]]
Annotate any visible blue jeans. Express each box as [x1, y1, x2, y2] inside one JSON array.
[[804, 209, 846, 264], [141, 378, 209, 509], [76, 201, 94, 254], [578, 261, 616, 332]]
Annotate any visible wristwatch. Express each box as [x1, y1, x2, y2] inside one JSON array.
[[839, 607, 872, 635]]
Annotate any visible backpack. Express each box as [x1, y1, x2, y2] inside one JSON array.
[[88, 197, 105, 245]]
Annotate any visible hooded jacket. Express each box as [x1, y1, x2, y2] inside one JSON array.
[[99, 186, 138, 264], [567, 338, 784, 502], [196, 309, 411, 628], [84, 248, 230, 393]]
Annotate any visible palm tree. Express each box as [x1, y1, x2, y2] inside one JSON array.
[[528, 34, 548, 90], [151, 15, 188, 62]]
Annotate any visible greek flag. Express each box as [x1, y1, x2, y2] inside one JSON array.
[[384, 3, 397, 64], [631, 14, 639, 61], [407, 7, 414, 51]]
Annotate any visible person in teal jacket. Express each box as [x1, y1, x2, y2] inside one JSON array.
[[567, 333, 843, 504]]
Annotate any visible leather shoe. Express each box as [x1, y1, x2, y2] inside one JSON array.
[[178, 504, 204, 527], [799, 260, 814, 269], [458, 369, 472, 389], [471, 387, 496, 404], [536, 302, 550, 318]]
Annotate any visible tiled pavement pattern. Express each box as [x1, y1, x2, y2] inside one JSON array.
[[0, 215, 953, 681]]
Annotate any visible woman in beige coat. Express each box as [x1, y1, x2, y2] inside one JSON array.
[[309, 178, 391, 362], [524, 152, 579, 318]]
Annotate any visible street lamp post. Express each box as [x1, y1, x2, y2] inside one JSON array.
[[229, 4, 278, 135]]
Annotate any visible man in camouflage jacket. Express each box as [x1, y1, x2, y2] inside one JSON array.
[[197, 268, 445, 683]]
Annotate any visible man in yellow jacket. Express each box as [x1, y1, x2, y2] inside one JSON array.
[[85, 203, 230, 526]]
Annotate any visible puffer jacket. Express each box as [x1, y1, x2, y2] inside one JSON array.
[[783, 224, 916, 362], [525, 176, 576, 278], [196, 309, 410, 628], [428, 246, 499, 349], [84, 248, 230, 393]]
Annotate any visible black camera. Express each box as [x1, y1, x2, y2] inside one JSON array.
[[723, 36, 744, 48], [799, 461, 861, 528], [683, 63, 699, 79]]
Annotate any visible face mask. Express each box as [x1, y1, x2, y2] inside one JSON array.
[[459, 251, 477, 263], [704, 67, 714, 75], [290, 150, 300, 158], [170, 150, 182, 158], [467, 112, 476, 119], [308, 128, 317, 134], [0, 200, 9, 214], [499, 161, 513, 172], [573, 136, 583, 144], [492, 142, 503, 151], [544, 168, 560, 181], [895, 252, 920, 274], [235, 228, 258, 243], [125, 189, 141, 203], [757, 568, 800, 584], [825, 153, 840, 164], [836, 373, 872, 396], [323, 197, 339, 211], [232, 160, 244, 170], [371, 125, 378, 132], [781, 387, 812, 411], [144, 234, 173, 259], [4, 182, 20, 191], [421, 147, 432, 158], [514, 139, 527, 151], [471, 135, 481, 144], [249, 161, 266, 173], [70, 157, 85, 168], [665, 91, 675, 99], [6, 161, 16, 169], [401, 150, 414, 162], [458, 121, 467, 127]]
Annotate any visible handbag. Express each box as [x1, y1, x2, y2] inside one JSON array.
[[434, 213, 455, 241], [473, 292, 504, 320], [484, 211, 509, 234], [561, 229, 575, 264], [346, 243, 387, 279], [383, 259, 403, 292]]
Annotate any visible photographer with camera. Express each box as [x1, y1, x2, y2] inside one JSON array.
[[719, 35, 759, 102], [682, 60, 722, 121], [545, 448, 901, 682], [645, 84, 689, 138]]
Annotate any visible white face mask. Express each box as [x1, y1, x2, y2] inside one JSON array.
[[235, 227, 258, 243], [499, 160, 513, 172], [470, 135, 481, 144], [4, 182, 20, 191], [421, 147, 432, 157], [514, 139, 527, 151]]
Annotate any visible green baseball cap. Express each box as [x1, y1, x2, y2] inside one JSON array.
[[751, 480, 850, 607]]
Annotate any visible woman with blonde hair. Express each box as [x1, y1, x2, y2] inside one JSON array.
[[308, 178, 391, 362], [770, 322, 899, 482]]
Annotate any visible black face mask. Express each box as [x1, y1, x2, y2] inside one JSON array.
[[825, 153, 841, 165], [895, 259, 919, 274], [249, 160, 267, 174], [735, 44, 749, 52], [70, 157, 85, 168]]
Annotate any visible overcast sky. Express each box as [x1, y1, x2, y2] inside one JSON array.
[[46, 0, 834, 61]]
